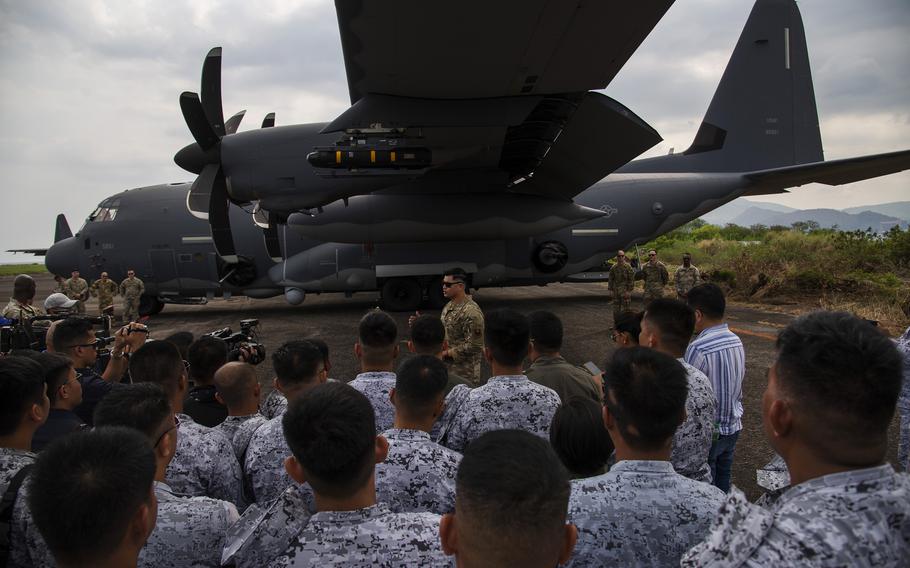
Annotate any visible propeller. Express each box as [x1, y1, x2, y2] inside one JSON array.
[[175, 47, 243, 263], [253, 112, 283, 262]]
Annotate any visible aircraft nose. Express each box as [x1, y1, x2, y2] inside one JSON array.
[[45, 237, 79, 277]]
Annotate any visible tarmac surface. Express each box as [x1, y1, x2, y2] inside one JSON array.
[[6, 273, 904, 500]]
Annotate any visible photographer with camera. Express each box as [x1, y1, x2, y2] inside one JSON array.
[[52, 317, 147, 425], [2, 274, 45, 321], [184, 335, 230, 427]]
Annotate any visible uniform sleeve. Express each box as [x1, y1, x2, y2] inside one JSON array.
[[661, 264, 669, 285], [448, 308, 484, 360], [675, 268, 685, 294], [138, 279, 145, 295], [89, 282, 98, 297], [207, 434, 246, 508]]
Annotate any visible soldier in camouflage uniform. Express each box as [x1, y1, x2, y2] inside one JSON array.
[[119, 268, 145, 322], [244, 341, 326, 504], [349, 311, 399, 432], [439, 268, 484, 386], [640, 299, 716, 483], [129, 341, 244, 508], [636, 249, 669, 305], [675, 252, 700, 300], [2, 274, 45, 320], [272, 382, 449, 567], [94, 384, 240, 568], [376, 356, 461, 515], [89, 271, 119, 316], [568, 347, 725, 567], [608, 250, 634, 320], [683, 311, 910, 566], [62, 269, 89, 314], [445, 310, 561, 452]]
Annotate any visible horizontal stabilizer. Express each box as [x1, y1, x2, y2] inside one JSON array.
[[518, 92, 661, 200], [5, 248, 47, 256], [743, 149, 910, 195]]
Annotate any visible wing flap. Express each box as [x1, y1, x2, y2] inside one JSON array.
[[515, 93, 662, 200]]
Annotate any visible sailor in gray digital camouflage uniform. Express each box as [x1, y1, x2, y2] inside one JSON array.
[[0, 356, 49, 568], [640, 299, 716, 482], [896, 325, 910, 470], [212, 362, 268, 460], [683, 311, 910, 566], [348, 311, 400, 433], [270, 382, 449, 567], [94, 383, 240, 568], [129, 340, 244, 508], [567, 347, 725, 567], [244, 341, 326, 504], [445, 309, 560, 452], [376, 356, 461, 515]]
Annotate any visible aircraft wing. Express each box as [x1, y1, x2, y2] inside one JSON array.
[[6, 249, 47, 256], [334, 0, 675, 103], [742, 149, 910, 195]]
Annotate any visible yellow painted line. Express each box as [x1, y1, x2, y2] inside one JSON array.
[[729, 326, 778, 342], [335, 150, 342, 164], [390, 151, 397, 162], [370, 150, 376, 163]]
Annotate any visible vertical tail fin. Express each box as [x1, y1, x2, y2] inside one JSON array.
[[54, 214, 72, 243], [621, 0, 823, 174]]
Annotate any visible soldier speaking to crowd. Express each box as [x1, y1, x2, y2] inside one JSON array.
[[438, 268, 485, 386]]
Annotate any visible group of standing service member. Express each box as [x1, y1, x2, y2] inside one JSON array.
[[47, 269, 144, 321], [608, 248, 700, 320]]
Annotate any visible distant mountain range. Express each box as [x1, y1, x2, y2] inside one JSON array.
[[701, 199, 909, 232]]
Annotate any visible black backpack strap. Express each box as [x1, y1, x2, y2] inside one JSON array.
[[0, 465, 34, 568]]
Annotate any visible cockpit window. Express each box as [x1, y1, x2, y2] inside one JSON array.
[[87, 198, 120, 223]]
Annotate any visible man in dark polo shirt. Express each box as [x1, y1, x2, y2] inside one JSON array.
[[52, 317, 147, 425], [31, 352, 86, 451], [524, 311, 602, 404]]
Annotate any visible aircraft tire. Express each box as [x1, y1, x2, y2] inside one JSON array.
[[138, 295, 165, 317], [424, 277, 447, 309], [380, 278, 422, 312]]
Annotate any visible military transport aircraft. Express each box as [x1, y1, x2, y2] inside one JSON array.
[[22, 0, 910, 315]]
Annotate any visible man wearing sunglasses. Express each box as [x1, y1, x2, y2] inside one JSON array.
[[31, 352, 86, 452], [52, 317, 148, 426], [439, 267, 485, 386], [638, 249, 669, 306]]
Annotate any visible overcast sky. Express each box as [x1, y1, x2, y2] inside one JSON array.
[[1, 0, 908, 263]]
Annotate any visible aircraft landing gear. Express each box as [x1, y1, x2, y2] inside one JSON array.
[[138, 295, 165, 317], [380, 278, 422, 312]]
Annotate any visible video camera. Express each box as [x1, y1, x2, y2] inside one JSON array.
[[203, 318, 266, 365], [1, 314, 115, 355]]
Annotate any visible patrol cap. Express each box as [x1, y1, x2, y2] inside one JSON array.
[[45, 292, 78, 311]]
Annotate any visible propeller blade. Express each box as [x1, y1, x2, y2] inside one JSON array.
[[261, 112, 275, 128], [224, 110, 246, 135], [201, 47, 225, 139], [186, 163, 220, 220], [180, 92, 220, 151], [262, 214, 282, 262], [209, 169, 238, 263]]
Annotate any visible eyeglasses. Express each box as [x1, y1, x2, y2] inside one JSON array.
[[442, 281, 464, 288], [154, 415, 180, 448], [64, 339, 101, 350], [182, 360, 191, 371], [648, 253, 656, 257], [610, 329, 620, 342], [59, 372, 82, 391]]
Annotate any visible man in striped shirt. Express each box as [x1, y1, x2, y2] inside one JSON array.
[[684, 284, 745, 492]]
